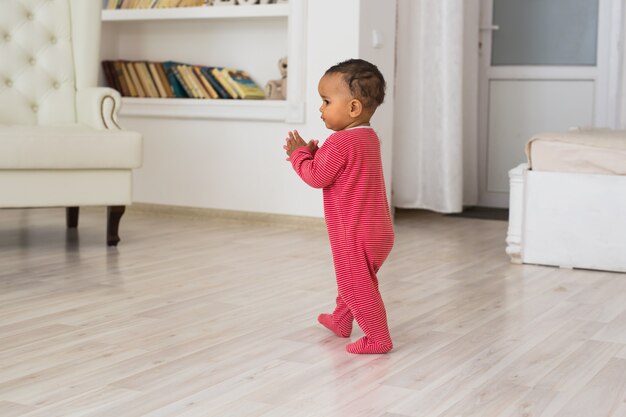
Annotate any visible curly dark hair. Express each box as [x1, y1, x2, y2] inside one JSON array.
[[325, 59, 386, 110]]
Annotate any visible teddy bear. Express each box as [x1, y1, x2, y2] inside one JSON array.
[[265, 56, 287, 100]]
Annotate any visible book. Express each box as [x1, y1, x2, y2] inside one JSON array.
[[177, 64, 204, 98], [221, 68, 265, 99], [126, 61, 146, 97], [171, 65, 196, 98], [178, 0, 204, 6], [119, 61, 139, 97], [192, 66, 218, 99], [210, 67, 239, 99], [101, 61, 121, 93], [162, 61, 190, 98], [148, 62, 169, 98], [199, 67, 232, 99], [106, 0, 122, 9], [134, 61, 160, 98], [155, 0, 182, 8], [110, 61, 131, 97], [122, 0, 150, 7], [154, 63, 175, 97], [183, 65, 208, 99], [182, 65, 209, 98]]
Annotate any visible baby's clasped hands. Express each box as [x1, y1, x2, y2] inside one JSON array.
[[283, 130, 318, 160]]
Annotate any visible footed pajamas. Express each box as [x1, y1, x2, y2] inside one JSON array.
[[290, 126, 394, 354]]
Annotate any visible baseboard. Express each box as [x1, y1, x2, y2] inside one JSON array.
[[128, 203, 326, 230]]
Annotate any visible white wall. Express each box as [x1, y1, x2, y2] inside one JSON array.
[[358, 0, 397, 202], [106, 0, 396, 218]]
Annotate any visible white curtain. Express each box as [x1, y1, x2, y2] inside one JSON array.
[[393, 0, 479, 213]]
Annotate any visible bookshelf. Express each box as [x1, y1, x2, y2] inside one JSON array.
[[100, 1, 306, 122]]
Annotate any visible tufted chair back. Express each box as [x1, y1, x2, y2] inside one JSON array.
[[0, 0, 102, 126]]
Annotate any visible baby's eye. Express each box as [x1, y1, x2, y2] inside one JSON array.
[[323, 100, 329, 105]]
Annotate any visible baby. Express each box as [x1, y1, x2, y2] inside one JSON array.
[[283, 59, 394, 354]]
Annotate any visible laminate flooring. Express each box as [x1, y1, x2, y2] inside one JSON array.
[[0, 207, 625, 417]]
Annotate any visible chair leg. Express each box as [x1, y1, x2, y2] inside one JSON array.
[[66, 207, 79, 228], [107, 205, 126, 247]]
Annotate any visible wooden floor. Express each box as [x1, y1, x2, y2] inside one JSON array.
[[1, 207, 625, 417]]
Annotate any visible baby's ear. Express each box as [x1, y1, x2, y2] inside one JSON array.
[[349, 99, 363, 117]]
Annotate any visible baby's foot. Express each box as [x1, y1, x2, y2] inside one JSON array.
[[317, 313, 352, 337], [346, 336, 392, 354]]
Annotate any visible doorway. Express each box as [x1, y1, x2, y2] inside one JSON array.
[[477, 0, 621, 207]]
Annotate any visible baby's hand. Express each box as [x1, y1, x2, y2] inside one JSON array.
[[307, 139, 319, 155], [283, 130, 308, 160]]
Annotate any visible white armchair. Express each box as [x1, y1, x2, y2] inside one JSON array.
[[0, 0, 142, 246]]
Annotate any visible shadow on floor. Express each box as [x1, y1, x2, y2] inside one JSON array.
[[394, 207, 509, 222], [446, 206, 509, 221]]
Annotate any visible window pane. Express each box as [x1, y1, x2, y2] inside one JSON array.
[[491, 0, 598, 66]]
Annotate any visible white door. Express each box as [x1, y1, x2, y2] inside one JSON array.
[[478, 0, 621, 208]]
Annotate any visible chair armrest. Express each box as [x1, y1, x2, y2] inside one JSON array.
[[76, 87, 122, 130]]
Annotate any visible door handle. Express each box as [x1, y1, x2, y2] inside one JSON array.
[[480, 24, 500, 31]]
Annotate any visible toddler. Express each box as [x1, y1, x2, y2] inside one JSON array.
[[283, 59, 394, 354]]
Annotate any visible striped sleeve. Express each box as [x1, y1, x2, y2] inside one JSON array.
[[290, 140, 345, 189]]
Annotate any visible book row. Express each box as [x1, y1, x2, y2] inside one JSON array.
[[101, 60, 267, 100], [105, 0, 287, 9]]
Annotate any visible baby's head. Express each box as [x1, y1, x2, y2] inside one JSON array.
[[318, 59, 386, 131], [325, 59, 386, 110]]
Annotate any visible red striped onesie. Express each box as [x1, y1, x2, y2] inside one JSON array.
[[290, 126, 394, 354]]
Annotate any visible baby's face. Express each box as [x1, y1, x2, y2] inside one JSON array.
[[317, 73, 356, 131]]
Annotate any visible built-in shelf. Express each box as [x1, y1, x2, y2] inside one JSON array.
[[101, 4, 289, 21], [119, 97, 288, 121], [101, 1, 306, 123]]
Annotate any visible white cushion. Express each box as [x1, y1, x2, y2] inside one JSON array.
[[0, 124, 142, 169]]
